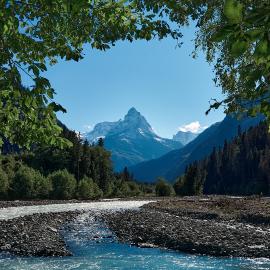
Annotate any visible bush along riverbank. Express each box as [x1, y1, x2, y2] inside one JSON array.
[[102, 196, 270, 258]]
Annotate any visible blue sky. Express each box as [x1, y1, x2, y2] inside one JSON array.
[[42, 25, 225, 138]]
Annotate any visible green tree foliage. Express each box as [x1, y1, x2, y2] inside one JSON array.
[[193, 0, 270, 119], [3, 0, 269, 151], [140, 183, 155, 196], [109, 168, 147, 197], [155, 178, 173, 197], [3, 0, 270, 149], [0, 0, 181, 148], [106, 179, 142, 197], [115, 166, 134, 182], [174, 163, 205, 196], [108, 180, 128, 197], [126, 181, 141, 196], [139, 1, 270, 121], [97, 137, 104, 147], [49, 169, 77, 199], [0, 152, 148, 200], [0, 154, 22, 180], [10, 165, 47, 199], [175, 122, 270, 196], [0, 167, 9, 199], [24, 127, 115, 192], [77, 176, 103, 200], [197, 0, 270, 120], [0, 126, 153, 200]]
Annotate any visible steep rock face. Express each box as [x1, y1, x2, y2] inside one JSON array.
[[86, 108, 183, 171], [129, 115, 264, 183], [173, 131, 198, 145]]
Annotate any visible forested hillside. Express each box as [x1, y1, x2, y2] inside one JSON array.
[[0, 125, 149, 200], [174, 122, 270, 196]]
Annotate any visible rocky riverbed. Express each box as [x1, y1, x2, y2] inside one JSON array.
[[0, 197, 269, 258], [0, 199, 152, 257], [103, 196, 270, 258], [0, 211, 80, 256]]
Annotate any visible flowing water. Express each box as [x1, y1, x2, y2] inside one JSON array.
[[0, 200, 270, 270]]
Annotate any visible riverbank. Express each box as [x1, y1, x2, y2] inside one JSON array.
[[0, 211, 79, 256], [0, 197, 156, 209], [0, 200, 87, 209], [1, 196, 269, 258], [0, 200, 152, 257], [103, 196, 270, 258]]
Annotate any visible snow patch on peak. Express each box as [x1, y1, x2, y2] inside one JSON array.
[[154, 137, 164, 142], [138, 128, 145, 135]]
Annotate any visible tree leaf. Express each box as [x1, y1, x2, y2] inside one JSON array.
[[224, 0, 243, 24], [211, 30, 229, 42], [231, 40, 249, 57], [247, 29, 264, 41], [254, 39, 269, 56]]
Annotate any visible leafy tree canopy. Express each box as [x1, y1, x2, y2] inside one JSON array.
[[0, 0, 181, 148], [3, 0, 269, 149], [141, 0, 270, 122], [197, 0, 270, 120], [155, 0, 270, 120]]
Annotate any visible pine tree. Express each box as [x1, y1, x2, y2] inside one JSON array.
[[122, 167, 131, 182], [98, 138, 104, 147]]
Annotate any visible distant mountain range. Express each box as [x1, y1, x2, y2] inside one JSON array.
[[129, 115, 264, 183], [173, 131, 198, 145], [86, 108, 185, 171]]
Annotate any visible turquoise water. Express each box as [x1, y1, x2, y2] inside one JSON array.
[[0, 213, 270, 270]]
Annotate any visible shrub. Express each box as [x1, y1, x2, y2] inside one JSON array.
[[173, 177, 186, 196], [1, 155, 22, 180], [49, 169, 76, 199], [92, 182, 103, 199], [155, 178, 173, 197], [35, 176, 52, 199], [119, 181, 130, 196], [10, 165, 45, 199], [106, 180, 127, 198], [107, 180, 142, 198], [77, 177, 103, 200], [104, 181, 115, 198], [0, 168, 9, 199], [126, 182, 141, 197], [142, 184, 155, 195]]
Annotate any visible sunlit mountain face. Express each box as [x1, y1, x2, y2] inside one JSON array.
[[86, 108, 183, 171]]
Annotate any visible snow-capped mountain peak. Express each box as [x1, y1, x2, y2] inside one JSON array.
[[86, 107, 155, 142], [85, 108, 183, 170]]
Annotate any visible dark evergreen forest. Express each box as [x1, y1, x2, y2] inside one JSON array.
[[174, 122, 270, 196]]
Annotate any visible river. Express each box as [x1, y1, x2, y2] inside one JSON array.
[[0, 200, 269, 270]]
